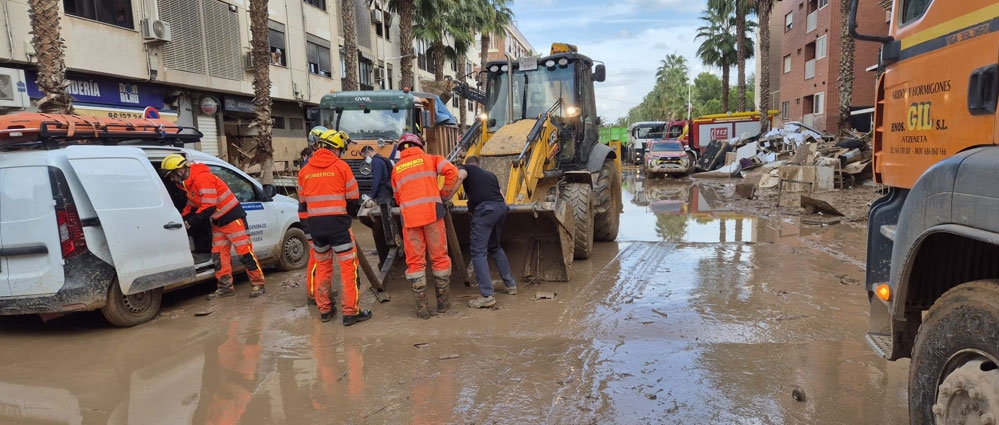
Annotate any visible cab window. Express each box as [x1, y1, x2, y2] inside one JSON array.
[[900, 0, 932, 25], [209, 166, 257, 202]]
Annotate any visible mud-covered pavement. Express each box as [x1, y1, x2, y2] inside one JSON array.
[[0, 171, 908, 424]]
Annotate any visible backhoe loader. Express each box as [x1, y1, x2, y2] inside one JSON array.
[[446, 43, 622, 281]]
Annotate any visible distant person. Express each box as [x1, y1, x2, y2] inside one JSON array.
[[457, 156, 516, 308], [361, 145, 397, 247]]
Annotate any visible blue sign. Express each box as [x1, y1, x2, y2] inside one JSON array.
[[24, 70, 164, 109], [243, 202, 264, 211]]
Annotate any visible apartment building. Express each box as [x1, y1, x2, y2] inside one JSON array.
[[0, 0, 490, 169], [775, 0, 889, 133], [484, 23, 535, 63]]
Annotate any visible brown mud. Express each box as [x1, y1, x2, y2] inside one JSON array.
[[0, 171, 907, 424]]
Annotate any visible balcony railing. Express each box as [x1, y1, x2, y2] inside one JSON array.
[[807, 11, 817, 33], [805, 59, 816, 80]]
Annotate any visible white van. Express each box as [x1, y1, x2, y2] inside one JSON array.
[[0, 142, 306, 326]]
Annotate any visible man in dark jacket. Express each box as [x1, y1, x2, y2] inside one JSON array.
[[458, 156, 517, 308], [361, 145, 398, 248]]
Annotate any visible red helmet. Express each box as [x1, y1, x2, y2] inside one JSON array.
[[398, 133, 424, 150]]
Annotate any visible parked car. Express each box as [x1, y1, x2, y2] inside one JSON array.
[[645, 141, 693, 177], [0, 114, 307, 326]]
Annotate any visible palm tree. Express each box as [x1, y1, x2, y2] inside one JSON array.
[[384, 0, 416, 89], [248, 0, 274, 184], [696, 0, 754, 113], [341, 0, 360, 91], [758, 0, 773, 129], [475, 0, 513, 88], [837, 0, 855, 132], [28, 0, 73, 114], [413, 0, 476, 83], [735, 0, 754, 112]]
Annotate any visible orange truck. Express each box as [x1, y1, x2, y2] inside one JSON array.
[[851, 0, 999, 422]]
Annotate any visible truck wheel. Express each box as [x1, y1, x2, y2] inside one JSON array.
[[594, 159, 620, 242], [101, 282, 162, 327], [563, 182, 593, 259], [910, 280, 999, 425], [278, 227, 309, 271]]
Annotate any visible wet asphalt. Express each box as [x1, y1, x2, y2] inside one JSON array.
[[0, 171, 909, 424]]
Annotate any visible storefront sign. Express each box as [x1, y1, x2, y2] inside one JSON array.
[[75, 105, 178, 122], [223, 96, 255, 113], [200, 96, 220, 116], [24, 70, 164, 109]]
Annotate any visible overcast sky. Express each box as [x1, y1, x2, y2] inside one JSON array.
[[510, 0, 755, 122]]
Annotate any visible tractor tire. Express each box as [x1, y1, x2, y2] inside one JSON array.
[[909, 280, 999, 425], [101, 282, 162, 327], [593, 159, 620, 242], [564, 182, 593, 260]]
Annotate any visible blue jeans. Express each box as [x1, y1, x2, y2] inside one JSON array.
[[470, 201, 515, 297]]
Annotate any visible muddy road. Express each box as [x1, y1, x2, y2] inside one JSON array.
[[0, 172, 908, 424]]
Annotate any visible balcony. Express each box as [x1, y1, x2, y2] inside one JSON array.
[[805, 59, 816, 80], [807, 11, 817, 33]]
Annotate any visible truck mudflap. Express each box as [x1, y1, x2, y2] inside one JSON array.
[[360, 201, 574, 283], [0, 252, 115, 316]]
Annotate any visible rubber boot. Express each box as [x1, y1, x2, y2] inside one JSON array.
[[433, 271, 451, 313], [409, 276, 431, 319]]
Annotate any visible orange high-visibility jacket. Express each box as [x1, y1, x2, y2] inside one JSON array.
[[391, 147, 458, 228], [182, 163, 242, 225], [297, 148, 359, 219]]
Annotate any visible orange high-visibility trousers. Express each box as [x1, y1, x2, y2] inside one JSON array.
[[306, 241, 317, 300], [313, 230, 360, 315], [211, 219, 264, 289], [402, 218, 450, 279]]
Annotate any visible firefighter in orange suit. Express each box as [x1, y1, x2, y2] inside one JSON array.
[[162, 154, 265, 299], [297, 130, 372, 326], [391, 133, 459, 319]]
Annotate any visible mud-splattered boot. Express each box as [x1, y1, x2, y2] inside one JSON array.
[[433, 270, 451, 313], [409, 276, 431, 319]]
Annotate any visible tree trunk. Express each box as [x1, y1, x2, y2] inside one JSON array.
[[341, 0, 359, 91], [249, 0, 274, 184], [736, 0, 747, 112], [721, 64, 731, 113], [479, 34, 490, 87], [837, 0, 856, 133], [432, 42, 445, 82], [399, 0, 415, 90], [758, 0, 772, 130], [28, 0, 73, 114], [458, 53, 467, 133]]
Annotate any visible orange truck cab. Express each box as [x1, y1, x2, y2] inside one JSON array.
[[852, 0, 999, 422], [318, 90, 460, 195]]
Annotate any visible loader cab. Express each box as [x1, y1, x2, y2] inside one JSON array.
[[482, 44, 604, 164]]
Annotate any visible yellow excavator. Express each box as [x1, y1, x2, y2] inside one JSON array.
[[446, 43, 622, 281]]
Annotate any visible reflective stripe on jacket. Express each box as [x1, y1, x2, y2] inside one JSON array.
[[391, 147, 458, 228], [182, 163, 241, 221], [297, 148, 359, 219]]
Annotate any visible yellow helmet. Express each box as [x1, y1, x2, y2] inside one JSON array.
[[161, 153, 188, 173], [317, 130, 350, 150]]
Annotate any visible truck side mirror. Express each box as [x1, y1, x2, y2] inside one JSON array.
[[422, 110, 433, 128], [593, 64, 606, 83], [261, 184, 276, 201]]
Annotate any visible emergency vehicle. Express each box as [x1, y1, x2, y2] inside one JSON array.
[[0, 114, 306, 326]]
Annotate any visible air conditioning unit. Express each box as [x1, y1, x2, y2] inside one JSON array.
[[142, 18, 172, 43], [370, 10, 383, 24], [374, 68, 385, 80], [0, 68, 29, 109], [243, 52, 255, 70]]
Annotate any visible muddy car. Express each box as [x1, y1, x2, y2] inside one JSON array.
[[644, 141, 693, 177]]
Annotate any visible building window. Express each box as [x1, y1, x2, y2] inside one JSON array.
[[783, 55, 792, 73], [377, 66, 386, 89], [781, 101, 790, 120], [307, 37, 332, 78], [375, 8, 384, 38], [273, 116, 286, 129], [63, 0, 134, 28], [451, 59, 457, 72], [359, 58, 373, 89], [818, 0, 828, 8], [452, 96, 458, 108], [785, 12, 793, 32], [466, 61, 473, 78], [388, 64, 393, 89], [416, 39, 430, 72], [813, 92, 824, 114], [384, 12, 391, 40], [340, 49, 346, 79], [269, 23, 287, 67], [816, 35, 827, 60], [304, 0, 325, 10]]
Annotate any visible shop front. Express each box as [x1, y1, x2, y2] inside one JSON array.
[[24, 70, 177, 121]]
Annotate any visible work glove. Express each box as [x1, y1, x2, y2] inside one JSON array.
[[362, 199, 377, 209], [361, 194, 371, 202]]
